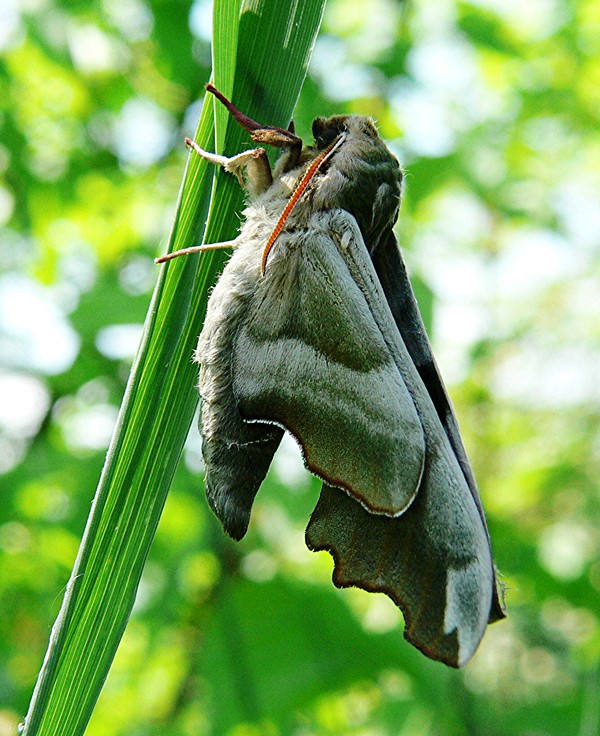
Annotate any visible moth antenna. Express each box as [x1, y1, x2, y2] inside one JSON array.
[[261, 132, 347, 274], [155, 240, 237, 264]]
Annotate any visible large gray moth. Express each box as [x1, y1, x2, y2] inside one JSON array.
[[158, 85, 505, 668]]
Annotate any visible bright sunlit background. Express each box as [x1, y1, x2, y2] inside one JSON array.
[[1, 0, 599, 734]]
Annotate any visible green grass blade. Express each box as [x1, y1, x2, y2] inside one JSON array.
[[22, 1, 326, 734]]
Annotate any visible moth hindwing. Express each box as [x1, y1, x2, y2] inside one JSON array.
[[164, 86, 505, 668]]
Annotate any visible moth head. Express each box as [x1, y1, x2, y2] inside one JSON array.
[[309, 114, 403, 253], [312, 115, 379, 150]]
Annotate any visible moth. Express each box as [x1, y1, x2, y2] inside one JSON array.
[[158, 84, 505, 667]]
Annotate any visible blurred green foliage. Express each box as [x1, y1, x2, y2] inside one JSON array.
[[1, 0, 599, 734]]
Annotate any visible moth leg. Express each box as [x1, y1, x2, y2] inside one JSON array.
[[224, 149, 273, 195], [244, 127, 302, 172], [205, 83, 303, 169], [185, 138, 273, 196], [155, 239, 237, 264]]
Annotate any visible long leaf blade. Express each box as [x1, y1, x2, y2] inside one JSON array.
[[22, 1, 326, 734]]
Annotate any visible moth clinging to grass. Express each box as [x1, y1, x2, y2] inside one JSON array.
[[157, 84, 505, 668]]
